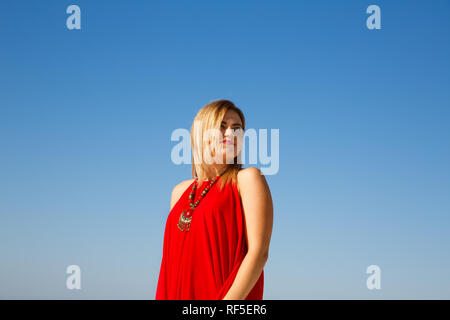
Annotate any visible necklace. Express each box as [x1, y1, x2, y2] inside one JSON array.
[[177, 169, 228, 232]]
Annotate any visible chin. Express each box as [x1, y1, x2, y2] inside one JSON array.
[[221, 154, 237, 164]]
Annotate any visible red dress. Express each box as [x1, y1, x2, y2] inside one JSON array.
[[155, 176, 264, 300]]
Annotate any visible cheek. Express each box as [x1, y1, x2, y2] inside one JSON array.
[[236, 134, 244, 145]]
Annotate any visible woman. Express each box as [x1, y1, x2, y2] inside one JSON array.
[[155, 99, 273, 300]]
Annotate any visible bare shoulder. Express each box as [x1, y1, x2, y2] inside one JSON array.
[[170, 178, 195, 211], [237, 167, 269, 195]]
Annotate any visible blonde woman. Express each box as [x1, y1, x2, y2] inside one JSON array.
[[156, 99, 273, 300]]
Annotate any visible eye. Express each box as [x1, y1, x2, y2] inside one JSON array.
[[233, 127, 243, 133]]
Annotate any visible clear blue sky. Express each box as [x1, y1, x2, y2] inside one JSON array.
[[1, 0, 449, 299]]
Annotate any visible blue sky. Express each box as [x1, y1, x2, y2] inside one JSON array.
[[1, 0, 449, 299]]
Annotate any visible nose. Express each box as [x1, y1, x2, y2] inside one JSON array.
[[222, 127, 237, 140], [224, 127, 233, 136]]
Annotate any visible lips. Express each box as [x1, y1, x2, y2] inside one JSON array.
[[223, 139, 234, 145]]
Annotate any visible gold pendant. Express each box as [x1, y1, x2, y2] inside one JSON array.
[[177, 210, 192, 232]]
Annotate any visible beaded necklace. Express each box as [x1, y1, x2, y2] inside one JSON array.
[[177, 169, 227, 232]]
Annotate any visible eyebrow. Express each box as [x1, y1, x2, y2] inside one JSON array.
[[221, 121, 242, 126]]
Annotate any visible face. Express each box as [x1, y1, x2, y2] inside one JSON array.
[[219, 109, 244, 163]]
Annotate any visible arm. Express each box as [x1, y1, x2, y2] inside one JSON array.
[[223, 167, 273, 300]]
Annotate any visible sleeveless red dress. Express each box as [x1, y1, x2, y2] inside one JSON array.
[[155, 176, 264, 300]]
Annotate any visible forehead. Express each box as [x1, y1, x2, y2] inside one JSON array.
[[222, 109, 242, 123]]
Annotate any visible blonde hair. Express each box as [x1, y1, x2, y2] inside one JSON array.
[[190, 99, 245, 191]]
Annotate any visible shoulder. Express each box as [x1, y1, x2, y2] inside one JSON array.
[[170, 178, 195, 211], [237, 167, 268, 195], [237, 167, 262, 180], [236, 167, 273, 226]]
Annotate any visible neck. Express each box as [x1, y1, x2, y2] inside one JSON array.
[[197, 164, 228, 182]]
